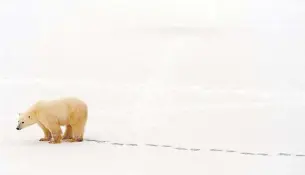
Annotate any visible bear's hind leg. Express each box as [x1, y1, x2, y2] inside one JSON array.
[[70, 109, 87, 142], [71, 122, 85, 142], [63, 125, 73, 140]]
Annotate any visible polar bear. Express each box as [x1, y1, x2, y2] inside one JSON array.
[[16, 97, 88, 144]]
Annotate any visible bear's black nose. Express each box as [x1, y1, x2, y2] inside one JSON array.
[[16, 127, 20, 130]]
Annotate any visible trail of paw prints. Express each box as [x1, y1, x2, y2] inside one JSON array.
[[146, 144, 192, 151], [210, 149, 223, 152], [146, 144, 159, 147], [84, 139, 139, 147], [161, 145, 172, 148], [295, 154, 305, 157], [240, 152, 256, 156], [111, 143, 124, 146], [126, 143, 138, 147], [256, 153, 269, 156], [84, 139, 110, 144], [84, 139, 305, 158], [190, 148, 201, 152]]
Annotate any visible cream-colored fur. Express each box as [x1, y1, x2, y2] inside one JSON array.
[[16, 97, 88, 144]]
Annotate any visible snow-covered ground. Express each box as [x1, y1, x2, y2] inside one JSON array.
[[1, 0, 305, 174]]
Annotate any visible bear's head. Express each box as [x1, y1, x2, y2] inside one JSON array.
[[16, 109, 38, 130]]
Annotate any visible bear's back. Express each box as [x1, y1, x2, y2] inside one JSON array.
[[36, 99, 70, 121]]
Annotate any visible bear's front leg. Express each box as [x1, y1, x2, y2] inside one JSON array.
[[39, 134, 52, 141], [48, 124, 63, 144], [37, 122, 52, 141], [63, 125, 73, 140]]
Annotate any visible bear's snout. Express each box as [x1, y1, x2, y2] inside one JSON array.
[[16, 127, 20, 130]]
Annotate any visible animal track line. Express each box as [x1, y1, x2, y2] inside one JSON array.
[[84, 139, 305, 158]]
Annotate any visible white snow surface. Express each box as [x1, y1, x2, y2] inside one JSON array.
[[0, 0, 305, 174]]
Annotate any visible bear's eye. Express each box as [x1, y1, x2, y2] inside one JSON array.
[[28, 116, 31, 119], [22, 122, 24, 124]]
